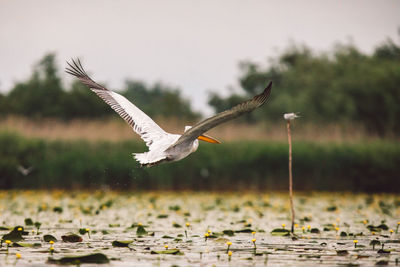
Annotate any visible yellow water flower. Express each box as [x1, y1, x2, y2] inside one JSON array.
[[5, 240, 11, 245], [252, 238, 256, 243], [138, 222, 142, 226], [186, 222, 190, 227], [228, 251, 233, 256], [335, 227, 340, 232], [49, 240, 54, 245], [164, 245, 168, 249], [204, 233, 210, 237], [85, 228, 90, 232], [294, 224, 299, 228], [282, 223, 286, 228], [207, 229, 212, 234], [17, 227, 22, 231], [389, 229, 394, 234], [16, 253, 21, 259], [226, 241, 232, 246]]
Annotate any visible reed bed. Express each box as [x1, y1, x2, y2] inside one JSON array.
[[0, 116, 387, 143]]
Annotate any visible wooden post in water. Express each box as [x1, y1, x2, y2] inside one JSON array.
[[286, 120, 295, 233], [284, 113, 298, 234]]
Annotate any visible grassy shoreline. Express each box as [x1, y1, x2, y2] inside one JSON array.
[[1, 132, 399, 192]]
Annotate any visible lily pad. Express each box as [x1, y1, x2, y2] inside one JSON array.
[[25, 218, 34, 226], [310, 228, 320, 234], [2, 230, 23, 242], [222, 230, 235, 236], [47, 253, 110, 264], [112, 240, 133, 247], [377, 249, 390, 254], [44, 234, 57, 242], [136, 225, 147, 236], [271, 228, 290, 236], [151, 249, 183, 255], [235, 229, 254, 233], [12, 242, 42, 248], [336, 250, 349, 256], [61, 234, 83, 242]]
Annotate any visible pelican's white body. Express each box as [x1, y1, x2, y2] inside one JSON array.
[[133, 127, 199, 166], [133, 135, 200, 165]]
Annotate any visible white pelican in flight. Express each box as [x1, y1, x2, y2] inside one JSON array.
[[66, 59, 272, 167]]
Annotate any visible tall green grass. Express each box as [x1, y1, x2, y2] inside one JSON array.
[[0, 132, 399, 192]]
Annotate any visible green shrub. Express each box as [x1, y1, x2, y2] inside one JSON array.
[[0, 132, 399, 192]]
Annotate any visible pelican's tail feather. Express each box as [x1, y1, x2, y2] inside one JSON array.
[[133, 153, 167, 167]]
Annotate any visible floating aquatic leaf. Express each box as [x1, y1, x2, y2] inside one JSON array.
[[235, 229, 254, 233], [336, 250, 349, 256], [47, 253, 110, 264], [53, 207, 63, 213], [172, 223, 182, 228], [367, 224, 388, 232], [25, 218, 34, 226], [340, 231, 348, 237], [136, 225, 147, 236], [12, 226, 29, 235], [370, 239, 380, 249], [13, 242, 41, 248], [377, 224, 389, 231], [377, 249, 390, 254], [2, 230, 23, 242], [61, 233, 83, 242], [310, 228, 320, 234], [109, 224, 120, 227], [375, 260, 389, 265], [222, 230, 235, 236], [44, 235, 57, 242], [157, 214, 168, 219], [326, 206, 337, 212], [151, 249, 183, 255], [162, 235, 174, 239], [270, 228, 290, 236], [0, 226, 9, 231], [79, 228, 89, 235], [112, 240, 133, 247], [169, 205, 181, 211]]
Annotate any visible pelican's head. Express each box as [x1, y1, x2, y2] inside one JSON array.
[[184, 126, 221, 144]]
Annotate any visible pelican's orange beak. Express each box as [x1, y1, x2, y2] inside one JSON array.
[[197, 134, 221, 144]]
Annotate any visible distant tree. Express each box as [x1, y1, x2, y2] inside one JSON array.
[[61, 80, 111, 119], [208, 39, 400, 135], [6, 54, 66, 118], [3, 53, 200, 121]]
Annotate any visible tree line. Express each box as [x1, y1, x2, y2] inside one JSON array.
[[209, 38, 400, 136], [1, 38, 399, 135], [0, 54, 200, 121]]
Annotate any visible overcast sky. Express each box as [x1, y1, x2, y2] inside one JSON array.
[[1, 0, 399, 114]]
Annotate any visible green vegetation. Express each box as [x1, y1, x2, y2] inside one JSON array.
[[0, 54, 200, 121], [0, 191, 399, 266], [209, 39, 400, 135], [1, 132, 399, 191], [1, 38, 399, 137]]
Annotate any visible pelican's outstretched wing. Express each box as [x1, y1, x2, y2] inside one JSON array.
[[170, 82, 272, 148], [66, 59, 168, 148]]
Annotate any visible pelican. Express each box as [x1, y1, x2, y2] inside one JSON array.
[[66, 59, 272, 167]]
